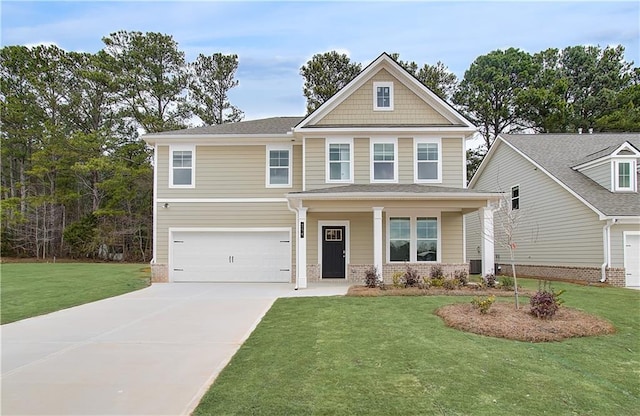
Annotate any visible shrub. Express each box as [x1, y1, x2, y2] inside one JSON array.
[[391, 271, 403, 288], [363, 266, 381, 288], [443, 279, 460, 290], [402, 266, 421, 287], [484, 273, 497, 288], [454, 270, 468, 286], [498, 276, 514, 290], [430, 265, 444, 279], [530, 281, 565, 319], [471, 295, 496, 314]]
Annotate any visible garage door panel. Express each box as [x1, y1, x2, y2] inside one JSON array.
[[171, 230, 291, 282]]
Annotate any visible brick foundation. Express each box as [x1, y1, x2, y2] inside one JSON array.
[[498, 263, 627, 288], [151, 263, 169, 283]]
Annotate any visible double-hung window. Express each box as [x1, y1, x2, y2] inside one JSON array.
[[614, 160, 635, 192], [415, 138, 441, 183], [511, 185, 520, 210], [373, 82, 394, 111], [389, 216, 439, 262], [327, 139, 353, 182], [266, 145, 292, 187], [371, 139, 397, 182], [170, 145, 195, 188]]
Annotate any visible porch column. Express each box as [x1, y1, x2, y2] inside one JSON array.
[[297, 207, 308, 289], [373, 207, 384, 282], [479, 207, 495, 277]]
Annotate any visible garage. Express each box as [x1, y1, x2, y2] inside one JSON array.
[[170, 229, 291, 282]]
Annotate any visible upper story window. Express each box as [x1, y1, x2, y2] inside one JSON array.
[[373, 81, 394, 111], [415, 138, 441, 183], [614, 160, 636, 192], [327, 139, 353, 183], [266, 145, 292, 188], [371, 139, 397, 182], [170, 145, 195, 188], [511, 185, 520, 210]]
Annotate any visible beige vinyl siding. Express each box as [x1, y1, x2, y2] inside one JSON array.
[[398, 138, 413, 182], [581, 163, 611, 190], [155, 202, 294, 263], [472, 142, 604, 267], [306, 212, 374, 265], [157, 144, 302, 198], [465, 211, 482, 261], [611, 224, 640, 268], [441, 138, 465, 188], [354, 138, 370, 183], [305, 138, 326, 190], [441, 212, 463, 263], [316, 69, 452, 126]]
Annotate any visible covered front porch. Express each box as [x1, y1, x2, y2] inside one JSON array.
[[287, 185, 502, 289]]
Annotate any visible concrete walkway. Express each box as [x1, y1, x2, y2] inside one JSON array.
[[1, 282, 350, 415]]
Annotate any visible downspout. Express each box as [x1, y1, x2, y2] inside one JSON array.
[[286, 198, 300, 290], [600, 219, 617, 282]]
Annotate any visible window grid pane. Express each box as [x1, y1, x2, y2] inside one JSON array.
[[173, 151, 192, 168], [511, 186, 520, 210], [416, 217, 437, 261], [417, 143, 438, 180], [377, 86, 390, 107], [329, 144, 350, 180], [619, 163, 631, 188], [269, 150, 289, 168], [390, 218, 410, 262]]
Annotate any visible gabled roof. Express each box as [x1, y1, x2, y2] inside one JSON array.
[[294, 52, 475, 131], [471, 133, 640, 217]]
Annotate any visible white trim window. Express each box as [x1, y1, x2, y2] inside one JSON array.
[[373, 81, 394, 111], [266, 145, 292, 188], [388, 216, 440, 262], [415, 138, 442, 183], [170, 145, 195, 188], [614, 160, 636, 192], [511, 185, 520, 210], [371, 138, 398, 182], [326, 139, 353, 183]]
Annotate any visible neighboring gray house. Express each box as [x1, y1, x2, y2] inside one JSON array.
[[466, 133, 640, 288]]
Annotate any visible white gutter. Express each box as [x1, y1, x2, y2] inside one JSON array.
[[600, 219, 618, 282], [286, 199, 300, 290]]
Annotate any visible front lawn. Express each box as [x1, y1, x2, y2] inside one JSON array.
[[195, 280, 639, 415], [0, 263, 150, 324]]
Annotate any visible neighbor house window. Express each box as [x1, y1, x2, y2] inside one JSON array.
[[373, 81, 394, 111], [614, 161, 635, 191], [415, 138, 441, 182], [511, 185, 520, 210], [389, 216, 440, 262], [266, 145, 292, 187], [170, 145, 195, 188], [371, 139, 397, 182], [327, 140, 353, 182]]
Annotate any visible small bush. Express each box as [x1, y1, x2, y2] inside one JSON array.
[[430, 265, 444, 280], [363, 266, 381, 288], [421, 276, 431, 288], [391, 271, 403, 288], [430, 277, 444, 288], [530, 281, 565, 319], [454, 270, 468, 286], [471, 295, 496, 314], [402, 266, 421, 287], [498, 276, 514, 290], [484, 273, 497, 288], [443, 279, 460, 290]]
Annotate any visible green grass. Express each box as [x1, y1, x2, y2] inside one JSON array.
[[1, 263, 150, 324], [194, 279, 640, 416]]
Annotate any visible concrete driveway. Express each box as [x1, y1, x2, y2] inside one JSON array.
[[1, 282, 349, 415]]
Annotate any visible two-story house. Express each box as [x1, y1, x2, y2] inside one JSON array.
[[466, 133, 640, 288], [143, 53, 502, 288]]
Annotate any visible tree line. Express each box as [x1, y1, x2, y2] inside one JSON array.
[[1, 31, 638, 260]]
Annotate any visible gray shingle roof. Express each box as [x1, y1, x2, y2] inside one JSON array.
[[501, 133, 640, 217], [145, 116, 304, 136]]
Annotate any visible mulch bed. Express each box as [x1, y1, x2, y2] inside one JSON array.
[[435, 302, 616, 342], [346, 285, 536, 298]]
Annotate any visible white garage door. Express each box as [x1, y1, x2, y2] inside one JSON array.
[[624, 233, 640, 288], [170, 230, 291, 282]]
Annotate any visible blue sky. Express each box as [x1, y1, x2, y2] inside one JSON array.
[[2, 1, 639, 121]]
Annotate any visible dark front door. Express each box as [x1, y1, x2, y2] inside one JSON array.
[[322, 226, 346, 278]]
